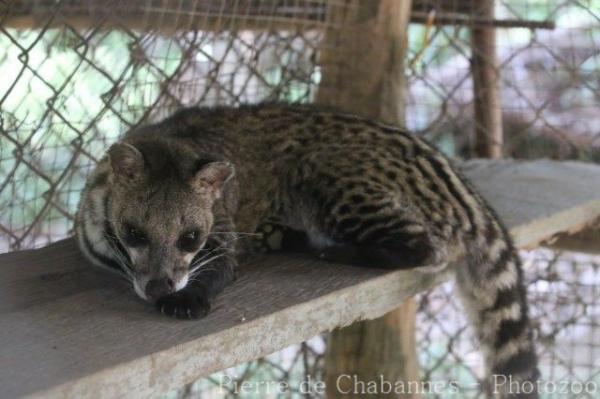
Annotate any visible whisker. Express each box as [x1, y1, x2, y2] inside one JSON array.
[[104, 238, 135, 283], [208, 231, 260, 236], [190, 242, 237, 263], [190, 254, 226, 275], [190, 246, 223, 267], [189, 253, 228, 276]]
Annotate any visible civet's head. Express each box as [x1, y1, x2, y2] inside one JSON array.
[[106, 141, 234, 302]]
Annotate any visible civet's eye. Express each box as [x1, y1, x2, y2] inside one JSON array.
[[123, 223, 147, 247], [177, 229, 201, 252]]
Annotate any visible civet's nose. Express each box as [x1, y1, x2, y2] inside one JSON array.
[[145, 278, 174, 300]]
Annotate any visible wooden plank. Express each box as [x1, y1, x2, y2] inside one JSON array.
[[3, 1, 555, 32], [0, 241, 444, 399], [409, 12, 556, 30], [1, 159, 599, 399], [1, 0, 341, 32], [459, 159, 600, 248], [547, 223, 600, 254]]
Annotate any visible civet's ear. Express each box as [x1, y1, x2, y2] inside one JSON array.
[[108, 142, 145, 184], [191, 161, 235, 199]]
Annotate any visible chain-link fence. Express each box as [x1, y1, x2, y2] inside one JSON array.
[[407, 0, 600, 160], [0, 0, 339, 251], [1, 1, 599, 398]]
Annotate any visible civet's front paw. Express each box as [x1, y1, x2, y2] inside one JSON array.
[[155, 286, 211, 320]]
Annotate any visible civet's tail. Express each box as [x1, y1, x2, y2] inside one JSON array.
[[456, 223, 539, 398]]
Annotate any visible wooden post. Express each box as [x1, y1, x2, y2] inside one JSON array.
[[316, 1, 419, 398], [471, 6, 502, 395], [471, 0, 503, 159], [317, 0, 411, 124], [325, 300, 421, 399]]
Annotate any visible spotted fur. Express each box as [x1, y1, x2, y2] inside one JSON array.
[[76, 103, 538, 397]]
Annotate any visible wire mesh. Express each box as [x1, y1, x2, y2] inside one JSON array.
[[0, 0, 342, 251], [407, 0, 600, 160], [1, 1, 599, 398]]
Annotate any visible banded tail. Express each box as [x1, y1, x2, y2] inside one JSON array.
[[457, 220, 539, 398]]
